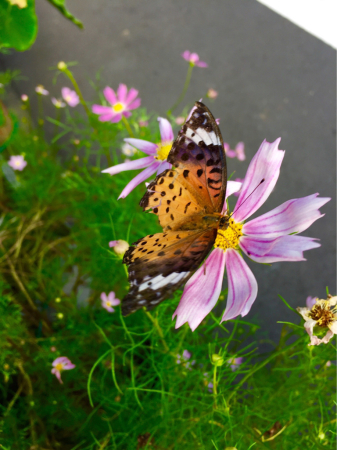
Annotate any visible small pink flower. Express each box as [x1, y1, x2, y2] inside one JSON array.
[[175, 116, 185, 125], [50, 346, 57, 352], [8, 155, 27, 171], [92, 84, 141, 123], [207, 88, 218, 99], [224, 142, 246, 160], [173, 135, 330, 331], [228, 357, 243, 371], [35, 85, 49, 95], [51, 98, 66, 108], [101, 292, 120, 313], [139, 120, 149, 127], [51, 357, 75, 384], [102, 117, 173, 198], [215, 118, 220, 125], [61, 87, 80, 107], [182, 350, 191, 360], [306, 296, 318, 309], [181, 51, 208, 68], [21, 94, 28, 102]]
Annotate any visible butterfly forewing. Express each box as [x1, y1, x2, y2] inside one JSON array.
[[122, 229, 217, 315], [122, 101, 227, 315]]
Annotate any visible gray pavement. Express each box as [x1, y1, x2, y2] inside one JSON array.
[[1, 0, 336, 343]]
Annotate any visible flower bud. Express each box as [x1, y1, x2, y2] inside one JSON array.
[[109, 240, 129, 257], [211, 354, 225, 366], [57, 61, 67, 71], [21, 94, 28, 102], [57, 313, 64, 319]]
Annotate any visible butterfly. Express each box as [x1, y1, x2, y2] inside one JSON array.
[[122, 101, 229, 315]]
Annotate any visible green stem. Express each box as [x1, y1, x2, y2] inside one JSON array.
[[37, 95, 44, 135], [213, 365, 217, 395], [143, 309, 169, 353], [167, 63, 194, 115], [62, 67, 91, 120], [54, 108, 61, 139], [122, 116, 134, 137]]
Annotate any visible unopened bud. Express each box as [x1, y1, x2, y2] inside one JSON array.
[[109, 239, 129, 257], [57, 61, 67, 71], [318, 431, 325, 440], [57, 313, 64, 319], [211, 354, 224, 366], [21, 94, 28, 102]]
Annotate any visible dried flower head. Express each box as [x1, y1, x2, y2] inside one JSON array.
[[297, 295, 337, 345]]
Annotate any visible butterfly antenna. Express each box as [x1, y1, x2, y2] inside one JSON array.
[[229, 178, 265, 218]]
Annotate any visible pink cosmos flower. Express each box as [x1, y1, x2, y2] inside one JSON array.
[[228, 357, 243, 371], [224, 142, 246, 161], [173, 138, 330, 331], [102, 117, 173, 198], [8, 155, 27, 171], [51, 98, 66, 108], [139, 120, 149, 127], [61, 87, 80, 107], [306, 296, 318, 309], [21, 94, 28, 102], [51, 357, 75, 384], [181, 51, 208, 68], [100, 291, 121, 313], [92, 84, 141, 123]]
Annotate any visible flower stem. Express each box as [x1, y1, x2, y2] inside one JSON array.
[[213, 365, 218, 395], [167, 63, 194, 115], [143, 309, 169, 353], [122, 116, 134, 137], [37, 95, 44, 135]]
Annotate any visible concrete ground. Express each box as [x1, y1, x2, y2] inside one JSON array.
[[1, 0, 336, 343]]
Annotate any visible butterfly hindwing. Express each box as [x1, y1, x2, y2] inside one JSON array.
[[122, 229, 217, 315], [140, 102, 226, 231]]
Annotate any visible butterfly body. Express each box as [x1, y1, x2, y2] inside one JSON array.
[[122, 102, 228, 316]]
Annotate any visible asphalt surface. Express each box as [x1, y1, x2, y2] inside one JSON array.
[[1, 0, 336, 344]]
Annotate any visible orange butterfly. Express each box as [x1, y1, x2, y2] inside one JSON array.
[[122, 101, 229, 315]]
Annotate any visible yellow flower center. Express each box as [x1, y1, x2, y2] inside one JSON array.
[[309, 300, 337, 328], [106, 301, 111, 307], [155, 142, 172, 161], [214, 218, 243, 251], [55, 363, 64, 371], [112, 102, 124, 113]]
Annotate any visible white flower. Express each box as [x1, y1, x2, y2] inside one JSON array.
[[297, 296, 337, 346]]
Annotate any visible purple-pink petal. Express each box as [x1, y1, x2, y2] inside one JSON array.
[[173, 248, 226, 331], [103, 86, 117, 105], [124, 138, 157, 155], [306, 296, 318, 309], [92, 104, 112, 115], [125, 88, 139, 105], [157, 160, 172, 175], [102, 155, 154, 176], [110, 113, 123, 123], [221, 249, 258, 321], [127, 98, 141, 110], [181, 50, 191, 61], [243, 194, 331, 238], [224, 180, 243, 204], [117, 84, 128, 103], [158, 117, 174, 143], [240, 235, 320, 263], [233, 138, 285, 223], [196, 60, 208, 68], [123, 111, 132, 118], [118, 162, 161, 199], [235, 142, 245, 161]]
